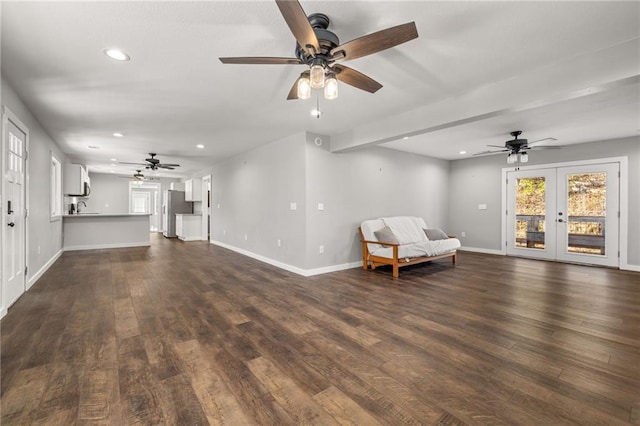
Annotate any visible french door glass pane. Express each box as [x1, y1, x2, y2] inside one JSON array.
[[515, 177, 546, 249], [566, 172, 606, 255]]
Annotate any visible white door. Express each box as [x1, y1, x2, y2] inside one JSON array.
[[3, 112, 27, 308], [506, 162, 620, 267], [556, 163, 619, 267], [506, 168, 557, 261]]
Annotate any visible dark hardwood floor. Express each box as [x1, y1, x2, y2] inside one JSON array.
[[2, 233, 639, 425]]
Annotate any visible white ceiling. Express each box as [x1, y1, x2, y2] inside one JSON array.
[[2, 1, 639, 178]]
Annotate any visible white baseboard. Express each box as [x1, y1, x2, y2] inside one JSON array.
[[178, 236, 201, 242], [0, 305, 7, 320], [459, 246, 505, 256], [63, 242, 151, 251], [27, 249, 63, 290], [621, 263, 640, 272], [210, 240, 360, 277]]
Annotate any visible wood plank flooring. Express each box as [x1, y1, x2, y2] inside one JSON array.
[[2, 233, 639, 425]]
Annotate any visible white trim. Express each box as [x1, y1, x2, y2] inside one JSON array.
[[459, 246, 504, 256], [0, 305, 7, 320], [27, 249, 62, 290], [210, 240, 360, 277], [178, 236, 201, 242], [621, 264, 640, 272], [63, 242, 150, 251], [501, 156, 629, 268]]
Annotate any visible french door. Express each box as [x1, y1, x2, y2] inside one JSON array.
[[506, 163, 619, 267]]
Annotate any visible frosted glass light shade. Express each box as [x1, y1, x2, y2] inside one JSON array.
[[507, 153, 516, 164], [324, 75, 338, 100], [297, 76, 311, 99], [520, 152, 529, 163], [310, 64, 325, 89]]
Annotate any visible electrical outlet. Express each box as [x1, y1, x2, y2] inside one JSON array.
[[223, 229, 226, 236], [290, 202, 297, 211], [277, 239, 281, 247], [317, 203, 324, 211], [244, 234, 248, 241], [319, 245, 324, 254], [461, 231, 466, 237]]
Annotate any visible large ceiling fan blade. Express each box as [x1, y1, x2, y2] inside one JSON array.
[[527, 145, 562, 151], [528, 137, 558, 146], [158, 163, 180, 167], [486, 144, 507, 148], [332, 64, 382, 93], [219, 57, 303, 65], [330, 22, 418, 61], [473, 149, 508, 156], [275, 0, 319, 56], [119, 161, 148, 166], [158, 165, 176, 170]]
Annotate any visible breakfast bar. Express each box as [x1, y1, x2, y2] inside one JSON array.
[[62, 214, 150, 251]]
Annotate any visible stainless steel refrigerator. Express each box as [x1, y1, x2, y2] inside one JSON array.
[[162, 190, 192, 238]]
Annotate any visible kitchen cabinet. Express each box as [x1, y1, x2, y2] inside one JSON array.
[[64, 164, 90, 196], [176, 213, 202, 241], [170, 182, 184, 191], [185, 178, 202, 201]]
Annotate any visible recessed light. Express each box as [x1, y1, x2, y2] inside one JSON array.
[[196, 144, 205, 149], [112, 132, 124, 138], [110, 170, 115, 173], [110, 163, 116, 167], [459, 150, 467, 155], [403, 136, 409, 140], [103, 48, 130, 61], [88, 145, 100, 149], [110, 158, 117, 162]]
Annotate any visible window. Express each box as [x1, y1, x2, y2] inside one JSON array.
[[50, 153, 62, 220]]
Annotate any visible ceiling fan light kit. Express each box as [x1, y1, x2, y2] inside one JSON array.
[[219, 1, 418, 102]]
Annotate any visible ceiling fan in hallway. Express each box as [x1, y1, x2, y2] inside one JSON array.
[[219, 0, 419, 100]]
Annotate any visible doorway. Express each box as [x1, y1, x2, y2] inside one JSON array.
[[2, 107, 29, 311], [129, 181, 161, 232], [505, 162, 620, 267]]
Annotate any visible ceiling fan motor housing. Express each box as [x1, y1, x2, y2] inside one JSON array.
[[295, 13, 340, 66]]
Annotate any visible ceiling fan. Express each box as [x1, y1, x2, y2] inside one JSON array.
[[119, 170, 159, 182], [473, 131, 559, 162], [219, 0, 419, 100], [120, 153, 180, 171]]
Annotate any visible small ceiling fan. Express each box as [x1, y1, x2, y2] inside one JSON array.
[[219, 0, 419, 100], [120, 153, 180, 171], [474, 131, 559, 156], [119, 170, 159, 182]]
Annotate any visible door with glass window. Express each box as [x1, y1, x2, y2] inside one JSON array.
[[506, 163, 619, 267]]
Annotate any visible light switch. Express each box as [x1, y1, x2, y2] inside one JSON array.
[[318, 203, 324, 211], [290, 202, 297, 211], [319, 245, 324, 254], [478, 204, 487, 210]]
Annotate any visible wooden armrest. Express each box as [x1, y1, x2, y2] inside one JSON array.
[[448, 235, 456, 238], [360, 239, 400, 247]]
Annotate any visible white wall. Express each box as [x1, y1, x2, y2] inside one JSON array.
[[305, 133, 450, 269], [449, 136, 640, 268], [201, 131, 451, 273], [210, 132, 308, 268], [1, 77, 67, 298]]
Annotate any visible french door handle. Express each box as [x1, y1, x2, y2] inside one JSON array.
[[558, 219, 564, 223], [8, 222, 15, 227]]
